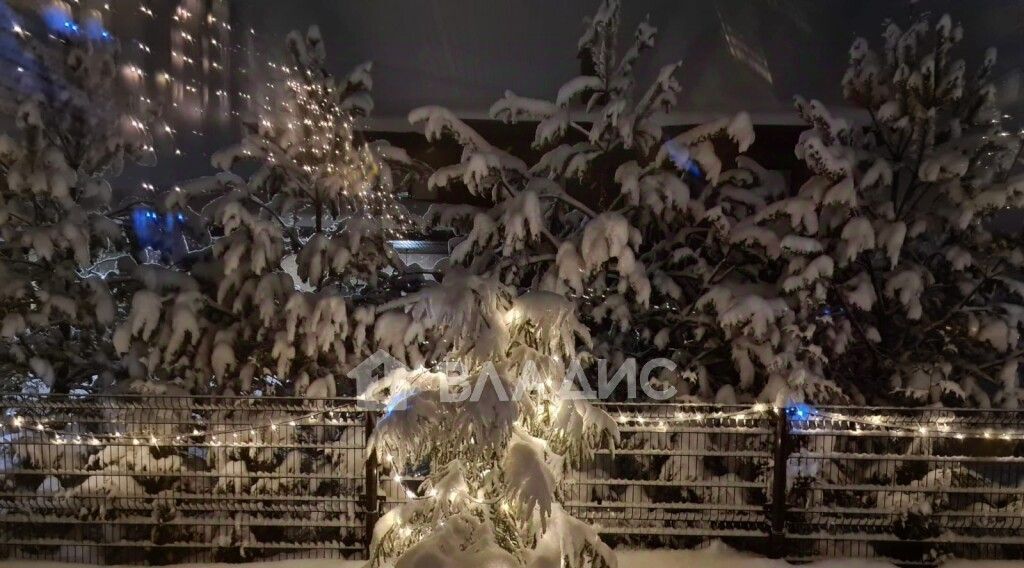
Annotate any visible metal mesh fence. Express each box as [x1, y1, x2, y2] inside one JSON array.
[[567, 403, 774, 552], [2, 395, 1024, 565], [786, 406, 1024, 565], [0, 394, 371, 564]]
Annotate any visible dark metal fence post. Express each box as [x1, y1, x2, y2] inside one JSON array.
[[364, 411, 380, 556], [768, 407, 790, 559]]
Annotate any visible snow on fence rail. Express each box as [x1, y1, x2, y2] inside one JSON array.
[[1, 396, 1024, 565]]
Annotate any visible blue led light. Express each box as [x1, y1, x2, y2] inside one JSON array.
[[42, 7, 112, 41], [41, 6, 77, 37], [786, 402, 817, 421], [816, 304, 846, 320], [132, 206, 187, 251], [663, 139, 704, 178]]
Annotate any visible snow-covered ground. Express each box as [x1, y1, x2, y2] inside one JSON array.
[[2, 542, 1021, 568]]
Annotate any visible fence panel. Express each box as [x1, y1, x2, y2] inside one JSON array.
[[567, 403, 774, 552], [786, 406, 1024, 565], [0, 394, 371, 564]]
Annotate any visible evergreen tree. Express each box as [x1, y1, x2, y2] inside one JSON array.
[[762, 12, 1024, 407], [4, 26, 419, 560], [765, 13, 1024, 563], [401, 0, 791, 405], [112, 26, 417, 396], [0, 6, 157, 393]]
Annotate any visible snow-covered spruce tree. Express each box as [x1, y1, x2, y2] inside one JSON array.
[[0, 9, 156, 394], [96, 27, 417, 558], [761, 13, 1024, 407], [409, 0, 804, 405], [365, 0, 798, 564], [113, 26, 416, 395], [0, 10, 177, 563]]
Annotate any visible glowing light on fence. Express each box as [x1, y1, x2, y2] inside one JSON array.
[[7, 399, 1023, 456]]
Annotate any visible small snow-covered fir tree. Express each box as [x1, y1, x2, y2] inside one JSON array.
[[761, 12, 1024, 407], [400, 16, 831, 534], [0, 7, 157, 393], [367, 287, 619, 567], [366, 0, 793, 564]]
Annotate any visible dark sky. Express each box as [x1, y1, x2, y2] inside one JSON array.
[[233, 0, 1024, 125]]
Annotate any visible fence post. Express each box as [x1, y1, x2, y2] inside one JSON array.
[[364, 411, 380, 556], [768, 407, 790, 559]]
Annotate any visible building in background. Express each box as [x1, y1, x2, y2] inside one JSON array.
[[0, 0, 245, 189]]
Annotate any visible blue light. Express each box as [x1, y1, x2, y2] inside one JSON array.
[[42, 7, 111, 40], [663, 139, 703, 178], [132, 207, 158, 248], [83, 19, 112, 42], [816, 304, 846, 320], [132, 206, 187, 252], [786, 402, 817, 421], [42, 6, 77, 37]]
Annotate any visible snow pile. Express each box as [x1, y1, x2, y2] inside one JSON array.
[[0, 540, 939, 568]]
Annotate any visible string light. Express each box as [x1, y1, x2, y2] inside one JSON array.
[[610, 402, 1024, 441], [2, 404, 360, 448], [790, 407, 1024, 440], [238, 47, 418, 238], [616, 404, 771, 427]]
